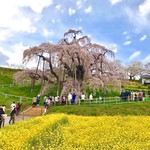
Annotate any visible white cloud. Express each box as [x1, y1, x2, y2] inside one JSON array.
[[0, 1, 39, 36], [55, 4, 61, 10], [122, 31, 131, 40], [0, 29, 13, 41], [139, 0, 150, 17], [129, 51, 141, 60], [43, 29, 54, 37], [139, 35, 147, 41], [124, 3, 150, 31], [68, 8, 76, 16], [16, 0, 53, 13], [123, 40, 131, 45], [76, 0, 82, 9], [109, 0, 123, 5], [85, 6, 92, 14], [51, 19, 55, 23], [55, 4, 64, 13], [11, 18, 36, 33], [123, 31, 128, 35], [143, 54, 150, 63], [0, 0, 53, 41], [6, 43, 28, 65]]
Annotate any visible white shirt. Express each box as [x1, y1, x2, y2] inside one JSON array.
[[11, 103, 16, 110], [89, 94, 93, 100], [81, 94, 85, 100], [68, 93, 72, 100]]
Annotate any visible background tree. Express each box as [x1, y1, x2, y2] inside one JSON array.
[[14, 29, 121, 96], [127, 61, 144, 80], [144, 62, 150, 74]]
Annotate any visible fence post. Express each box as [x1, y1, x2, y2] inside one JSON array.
[[22, 112, 24, 120], [5, 94, 8, 98], [115, 97, 117, 104], [20, 96, 22, 101], [79, 99, 80, 105], [41, 107, 43, 115]]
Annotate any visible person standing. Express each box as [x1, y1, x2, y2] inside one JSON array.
[[0, 108, 5, 128], [32, 96, 37, 107], [81, 93, 85, 104], [16, 102, 22, 116], [68, 93, 72, 105], [72, 93, 76, 105], [36, 95, 40, 106], [89, 93, 93, 101], [101, 92, 105, 103], [1, 105, 6, 127]]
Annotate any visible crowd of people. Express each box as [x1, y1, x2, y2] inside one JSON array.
[[40, 89, 150, 108], [0, 101, 22, 128], [120, 90, 146, 102], [40, 92, 95, 108], [1, 89, 150, 128]]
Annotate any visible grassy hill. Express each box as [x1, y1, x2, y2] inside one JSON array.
[[48, 101, 150, 116], [0, 67, 41, 111], [0, 66, 150, 116], [0, 67, 21, 84]]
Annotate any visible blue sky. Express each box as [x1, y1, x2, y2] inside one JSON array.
[[0, 0, 150, 68]]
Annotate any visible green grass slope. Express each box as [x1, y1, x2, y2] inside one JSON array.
[[0, 67, 150, 116]]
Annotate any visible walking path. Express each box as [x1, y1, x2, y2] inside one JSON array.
[[3, 106, 45, 127]]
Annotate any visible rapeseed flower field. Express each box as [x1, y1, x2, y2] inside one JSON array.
[[0, 114, 150, 150]]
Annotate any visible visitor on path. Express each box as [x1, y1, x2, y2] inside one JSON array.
[[1, 105, 7, 127], [1, 105, 6, 112], [142, 90, 145, 101], [16, 102, 22, 116], [68, 93, 72, 104], [81, 93, 85, 104], [101, 93, 105, 103], [54, 96, 59, 105], [89, 93, 93, 101], [72, 93, 76, 105], [36, 94, 40, 106], [61, 95, 67, 105], [11, 102, 16, 111], [9, 107, 16, 124], [32, 96, 37, 107], [138, 90, 143, 101], [43, 96, 48, 108], [0, 107, 5, 128]]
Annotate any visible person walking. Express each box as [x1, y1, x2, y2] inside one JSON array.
[[11, 102, 16, 110], [9, 107, 16, 124]]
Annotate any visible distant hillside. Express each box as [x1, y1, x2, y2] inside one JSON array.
[[0, 67, 21, 84]]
